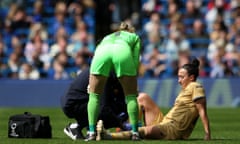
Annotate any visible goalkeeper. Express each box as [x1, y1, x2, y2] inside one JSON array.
[[86, 22, 141, 141]]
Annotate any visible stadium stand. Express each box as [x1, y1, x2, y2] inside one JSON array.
[[0, 0, 239, 79]]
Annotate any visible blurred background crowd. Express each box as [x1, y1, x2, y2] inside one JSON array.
[[0, 0, 240, 80]]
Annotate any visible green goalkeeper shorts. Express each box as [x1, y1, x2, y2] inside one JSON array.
[[90, 43, 137, 77]]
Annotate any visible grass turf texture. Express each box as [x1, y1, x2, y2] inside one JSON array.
[[0, 107, 240, 144]]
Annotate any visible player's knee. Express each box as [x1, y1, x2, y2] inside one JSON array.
[[137, 93, 149, 105], [89, 86, 103, 94], [89, 75, 107, 93], [119, 76, 137, 94]]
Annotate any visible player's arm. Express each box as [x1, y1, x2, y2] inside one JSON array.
[[195, 98, 211, 140]]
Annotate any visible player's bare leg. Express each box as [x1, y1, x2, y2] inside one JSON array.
[[137, 93, 164, 126], [119, 76, 140, 140], [86, 74, 107, 141]]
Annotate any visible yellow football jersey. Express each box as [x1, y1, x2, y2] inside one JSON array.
[[158, 82, 205, 139]]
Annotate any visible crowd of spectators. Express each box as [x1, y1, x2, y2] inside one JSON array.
[[140, 0, 240, 78], [0, 0, 240, 80], [0, 0, 95, 80]]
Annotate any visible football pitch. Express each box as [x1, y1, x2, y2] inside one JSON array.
[[0, 107, 239, 144]]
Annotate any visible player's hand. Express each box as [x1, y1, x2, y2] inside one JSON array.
[[204, 133, 211, 140]]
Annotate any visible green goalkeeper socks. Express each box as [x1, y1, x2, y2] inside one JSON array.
[[126, 94, 139, 133], [88, 92, 100, 132]]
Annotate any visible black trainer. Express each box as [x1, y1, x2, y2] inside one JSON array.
[[64, 123, 84, 140]]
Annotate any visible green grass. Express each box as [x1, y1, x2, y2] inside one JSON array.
[[0, 107, 240, 144]]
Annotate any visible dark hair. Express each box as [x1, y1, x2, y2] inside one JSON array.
[[181, 58, 200, 80]]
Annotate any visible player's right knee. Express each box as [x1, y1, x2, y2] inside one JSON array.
[[137, 93, 149, 105]]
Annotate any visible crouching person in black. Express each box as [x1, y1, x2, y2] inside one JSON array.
[[61, 68, 128, 140]]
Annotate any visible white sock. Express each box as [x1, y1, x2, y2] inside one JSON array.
[[70, 123, 78, 129], [88, 131, 95, 135], [132, 131, 139, 135]]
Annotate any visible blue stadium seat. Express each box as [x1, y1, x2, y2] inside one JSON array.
[[14, 28, 30, 36], [188, 38, 210, 45]]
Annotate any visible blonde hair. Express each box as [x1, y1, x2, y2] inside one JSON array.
[[118, 22, 135, 33]]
